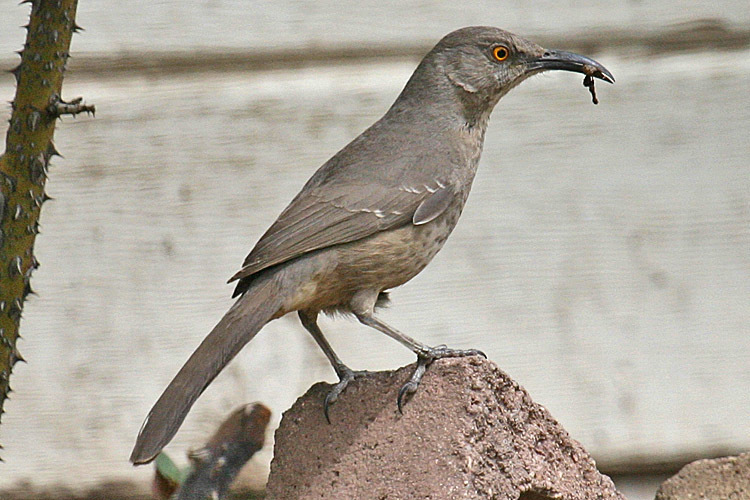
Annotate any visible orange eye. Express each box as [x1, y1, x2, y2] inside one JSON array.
[[493, 46, 510, 62]]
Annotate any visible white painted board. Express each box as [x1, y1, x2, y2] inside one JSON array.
[[0, 47, 748, 489]]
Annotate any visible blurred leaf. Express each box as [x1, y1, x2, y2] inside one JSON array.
[[156, 452, 184, 484], [153, 451, 192, 499]]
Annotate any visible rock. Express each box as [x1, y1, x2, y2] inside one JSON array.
[[266, 357, 624, 500], [655, 452, 750, 500]]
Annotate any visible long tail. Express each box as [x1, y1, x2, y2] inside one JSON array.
[[130, 276, 284, 465]]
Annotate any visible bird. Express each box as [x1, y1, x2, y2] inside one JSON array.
[[130, 26, 614, 465]]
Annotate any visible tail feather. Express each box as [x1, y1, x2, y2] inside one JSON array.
[[130, 277, 283, 465]]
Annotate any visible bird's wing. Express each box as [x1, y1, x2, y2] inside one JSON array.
[[228, 177, 455, 283]]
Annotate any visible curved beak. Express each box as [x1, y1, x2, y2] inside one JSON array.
[[529, 49, 615, 83]]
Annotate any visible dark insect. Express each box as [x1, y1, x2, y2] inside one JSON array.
[[581, 64, 602, 105], [583, 74, 598, 105]]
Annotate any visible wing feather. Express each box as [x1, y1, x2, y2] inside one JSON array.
[[228, 180, 453, 283]]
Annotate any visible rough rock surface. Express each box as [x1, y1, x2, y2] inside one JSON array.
[[266, 357, 624, 499], [655, 452, 750, 500]]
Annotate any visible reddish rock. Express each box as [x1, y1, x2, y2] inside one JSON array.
[[266, 357, 624, 500], [655, 452, 750, 500]]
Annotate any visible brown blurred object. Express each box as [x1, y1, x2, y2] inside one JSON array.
[[152, 466, 179, 500], [152, 403, 271, 500]]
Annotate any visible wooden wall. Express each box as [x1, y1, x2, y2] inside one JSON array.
[[1, 0, 748, 492]]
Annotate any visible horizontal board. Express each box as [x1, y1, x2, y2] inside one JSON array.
[[2, 1, 749, 57]]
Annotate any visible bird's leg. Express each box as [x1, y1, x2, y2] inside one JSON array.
[[298, 311, 370, 422], [354, 312, 485, 412]]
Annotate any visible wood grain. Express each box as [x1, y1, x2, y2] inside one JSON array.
[[0, 46, 748, 490]]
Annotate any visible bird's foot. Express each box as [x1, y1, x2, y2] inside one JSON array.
[[324, 365, 372, 423], [397, 345, 486, 412]]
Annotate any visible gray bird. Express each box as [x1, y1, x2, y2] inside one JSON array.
[[130, 26, 614, 465]]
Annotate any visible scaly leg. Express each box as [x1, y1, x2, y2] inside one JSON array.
[[298, 310, 370, 422], [354, 312, 485, 412]]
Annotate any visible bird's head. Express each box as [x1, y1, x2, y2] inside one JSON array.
[[401, 26, 614, 125]]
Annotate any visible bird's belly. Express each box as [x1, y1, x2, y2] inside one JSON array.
[[334, 221, 450, 289], [337, 192, 466, 290]]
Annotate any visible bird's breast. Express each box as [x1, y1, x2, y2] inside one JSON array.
[[277, 188, 470, 315]]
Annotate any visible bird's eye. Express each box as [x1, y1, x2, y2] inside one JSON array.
[[492, 46, 510, 62]]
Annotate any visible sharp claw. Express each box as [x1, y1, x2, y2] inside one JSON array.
[[397, 382, 417, 413], [322, 367, 370, 423], [396, 345, 485, 413], [324, 392, 336, 424], [397, 356, 431, 413]]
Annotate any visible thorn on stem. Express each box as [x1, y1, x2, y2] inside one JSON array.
[[8, 256, 23, 277], [11, 348, 26, 366], [46, 142, 62, 158]]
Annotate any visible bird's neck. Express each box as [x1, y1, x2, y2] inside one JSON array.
[[385, 87, 493, 167], [387, 59, 498, 134]]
